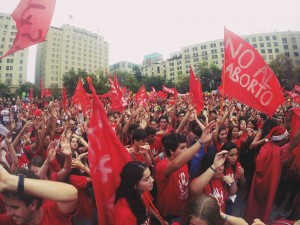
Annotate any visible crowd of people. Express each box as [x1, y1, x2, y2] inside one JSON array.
[[0, 91, 299, 225]]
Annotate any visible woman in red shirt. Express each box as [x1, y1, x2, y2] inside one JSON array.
[[114, 161, 154, 225]]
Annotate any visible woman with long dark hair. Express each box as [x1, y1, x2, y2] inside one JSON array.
[[115, 161, 154, 225]]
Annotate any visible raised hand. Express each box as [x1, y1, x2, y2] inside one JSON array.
[[213, 150, 228, 170], [199, 121, 217, 144]]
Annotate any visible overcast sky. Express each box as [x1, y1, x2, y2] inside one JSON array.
[[1, 0, 300, 82]]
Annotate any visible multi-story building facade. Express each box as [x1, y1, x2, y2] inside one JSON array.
[[0, 13, 28, 91], [35, 24, 109, 88], [143, 52, 163, 67], [109, 61, 141, 74], [143, 31, 300, 83]]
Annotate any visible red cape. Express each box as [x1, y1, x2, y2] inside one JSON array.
[[244, 142, 282, 224]]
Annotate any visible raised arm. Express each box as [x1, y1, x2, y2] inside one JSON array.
[[0, 165, 78, 215]]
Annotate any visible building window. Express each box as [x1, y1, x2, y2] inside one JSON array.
[[294, 52, 299, 57], [293, 45, 298, 50], [266, 36, 270, 41], [285, 52, 290, 57], [253, 44, 257, 48], [282, 38, 287, 43], [268, 49, 272, 53], [275, 48, 279, 53], [284, 45, 289, 50], [272, 35, 277, 40], [269, 55, 273, 60], [260, 43, 264, 48], [261, 49, 265, 54], [267, 43, 271, 47], [291, 37, 296, 43], [258, 36, 263, 41], [274, 42, 278, 47], [252, 37, 256, 42]]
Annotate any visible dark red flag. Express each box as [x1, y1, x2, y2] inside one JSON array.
[[62, 86, 67, 110], [86, 77, 132, 225], [0, 0, 56, 58], [157, 90, 168, 99], [221, 28, 285, 117], [72, 79, 91, 114], [44, 89, 52, 97], [189, 66, 204, 114]]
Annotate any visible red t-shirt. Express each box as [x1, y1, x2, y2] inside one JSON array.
[[69, 175, 93, 220], [155, 158, 189, 217], [0, 200, 75, 225], [204, 178, 228, 212], [114, 194, 151, 225], [149, 136, 163, 158]]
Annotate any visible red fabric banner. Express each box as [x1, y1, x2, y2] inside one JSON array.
[[86, 77, 132, 225], [0, 0, 56, 58], [284, 90, 300, 104], [162, 85, 178, 98], [109, 77, 127, 112], [221, 28, 284, 117], [134, 84, 148, 105], [44, 89, 52, 97], [157, 90, 168, 99], [72, 79, 91, 114], [290, 108, 300, 176], [29, 88, 33, 101], [189, 66, 204, 114], [62, 86, 67, 110]]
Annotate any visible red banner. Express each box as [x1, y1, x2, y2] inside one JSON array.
[[162, 85, 178, 98], [72, 79, 91, 114], [189, 66, 204, 114], [134, 84, 148, 105], [109, 77, 127, 112], [86, 77, 132, 225], [0, 0, 56, 58], [221, 28, 284, 117]]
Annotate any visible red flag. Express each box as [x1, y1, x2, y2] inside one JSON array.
[[40, 79, 45, 98], [284, 90, 300, 104], [290, 108, 300, 177], [134, 84, 148, 105], [0, 0, 56, 58], [162, 85, 178, 98], [29, 88, 33, 101], [189, 66, 204, 114], [109, 77, 127, 112], [62, 86, 67, 110], [221, 28, 284, 117], [72, 79, 91, 114], [156, 90, 168, 99], [294, 85, 300, 92], [44, 89, 52, 97], [86, 77, 132, 225]]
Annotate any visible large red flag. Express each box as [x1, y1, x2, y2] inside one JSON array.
[[62, 86, 67, 110], [189, 66, 204, 114], [221, 28, 284, 117], [134, 84, 148, 105], [0, 0, 56, 58], [86, 77, 132, 225], [72, 79, 91, 114]]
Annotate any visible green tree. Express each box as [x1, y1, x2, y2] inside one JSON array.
[[176, 75, 189, 93], [132, 65, 143, 82], [144, 75, 166, 91], [0, 83, 11, 98], [196, 63, 221, 91], [269, 54, 295, 90], [15, 82, 38, 98]]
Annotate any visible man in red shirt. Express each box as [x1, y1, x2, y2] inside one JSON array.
[[0, 166, 78, 225], [155, 121, 215, 222]]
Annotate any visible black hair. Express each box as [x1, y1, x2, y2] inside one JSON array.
[[161, 133, 187, 157], [115, 161, 149, 225], [132, 128, 148, 142], [158, 115, 168, 122], [221, 142, 238, 174], [144, 126, 156, 136]]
